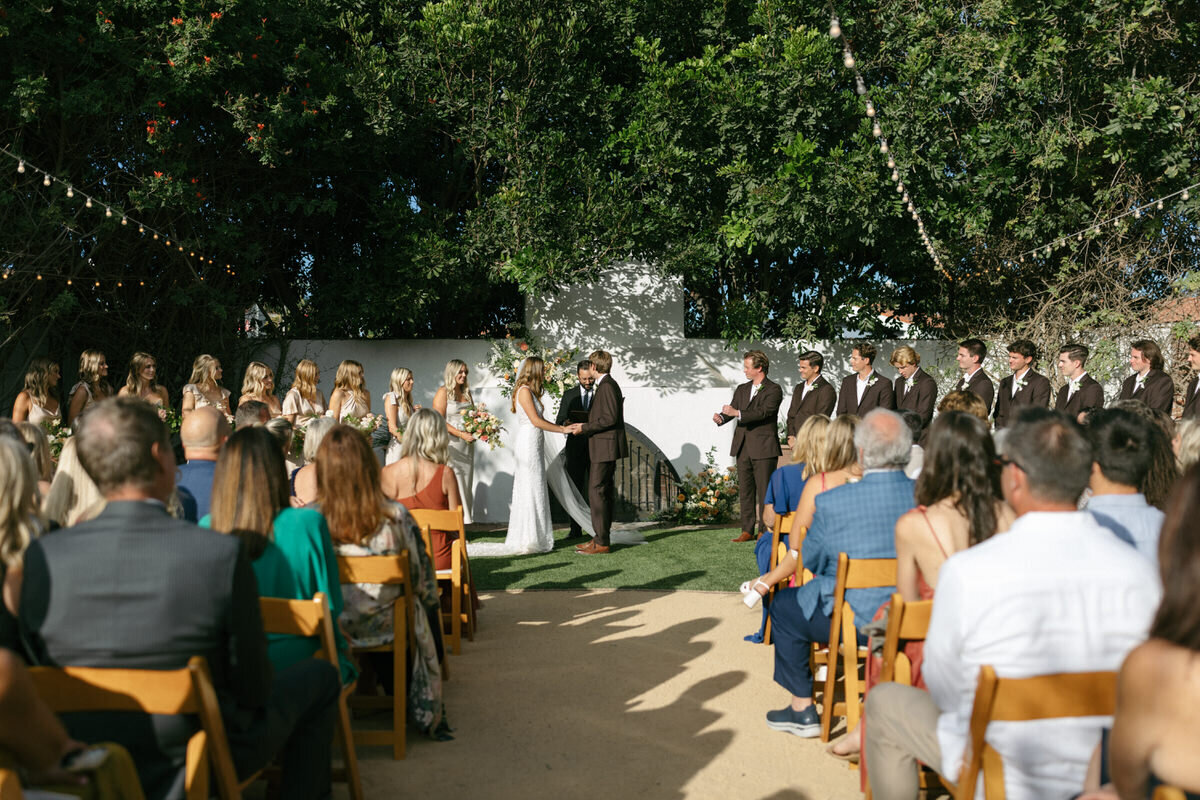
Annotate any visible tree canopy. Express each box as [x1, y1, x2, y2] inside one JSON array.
[[1, 0, 1197, 392]]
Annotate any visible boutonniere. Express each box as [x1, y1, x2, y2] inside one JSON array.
[[1014, 374, 1029, 391], [1135, 373, 1147, 388], [866, 373, 879, 386]]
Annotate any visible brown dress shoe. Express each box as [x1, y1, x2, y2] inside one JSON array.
[[731, 531, 755, 543], [576, 541, 610, 555]]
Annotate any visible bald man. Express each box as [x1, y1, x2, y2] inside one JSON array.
[[177, 406, 231, 519]]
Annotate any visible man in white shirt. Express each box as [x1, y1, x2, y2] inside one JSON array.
[[1083, 408, 1166, 567], [864, 413, 1160, 800], [954, 338, 994, 415], [1054, 343, 1104, 419]]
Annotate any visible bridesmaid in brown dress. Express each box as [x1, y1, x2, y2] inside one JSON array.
[[381, 408, 462, 571]]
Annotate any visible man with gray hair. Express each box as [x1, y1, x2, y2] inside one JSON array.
[[864, 412, 1160, 799], [18, 398, 339, 800], [763, 409, 915, 737]]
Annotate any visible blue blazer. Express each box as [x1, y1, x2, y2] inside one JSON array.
[[797, 470, 915, 626]]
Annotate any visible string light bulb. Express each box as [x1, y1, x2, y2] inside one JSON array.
[[1157, 200, 1164, 210], [16, 161, 24, 174], [65, 186, 74, 198], [1134, 207, 1142, 219], [886, 156, 895, 169], [121, 216, 128, 225], [843, 51, 855, 69], [829, 16, 841, 38], [879, 140, 889, 154], [1184, 190, 1191, 201], [866, 101, 875, 118], [42, 174, 50, 187], [85, 197, 92, 208], [872, 122, 882, 138], [105, 207, 113, 218]]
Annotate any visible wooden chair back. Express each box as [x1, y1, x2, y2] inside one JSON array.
[[819, 553, 897, 741], [0, 768, 24, 800], [879, 593, 933, 685], [258, 594, 363, 800], [1152, 788, 1190, 800], [760, 513, 795, 645], [30, 656, 238, 800], [408, 506, 475, 653], [955, 666, 1117, 800], [336, 552, 413, 760]]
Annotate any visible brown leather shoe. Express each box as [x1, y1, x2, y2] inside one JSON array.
[[731, 531, 755, 543], [576, 542, 610, 555]]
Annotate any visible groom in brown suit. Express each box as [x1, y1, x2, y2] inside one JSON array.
[[715, 350, 783, 543], [568, 350, 628, 555]]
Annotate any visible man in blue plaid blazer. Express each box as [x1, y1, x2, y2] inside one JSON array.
[[766, 409, 916, 738]]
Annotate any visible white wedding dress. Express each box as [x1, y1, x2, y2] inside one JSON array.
[[468, 385, 645, 557]]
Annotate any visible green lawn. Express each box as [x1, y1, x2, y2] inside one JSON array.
[[467, 526, 753, 591]]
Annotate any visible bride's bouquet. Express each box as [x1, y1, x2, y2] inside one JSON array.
[[40, 418, 71, 460], [461, 405, 503, 449]]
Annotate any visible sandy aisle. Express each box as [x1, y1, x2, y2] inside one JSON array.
[[355, 589, 863, 800]]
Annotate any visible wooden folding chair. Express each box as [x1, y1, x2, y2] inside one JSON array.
[[0, 767, 23, 800], [337, 551, 415, 760], [761, 513, 795, 645], [409, 506, 476, 654], [258, 594, 363, 800], [879, 593, 933, 686], [955, 666, 1117, 800], [1153, 788, 1190, 800], [818, 553, 897, 742], [30, 656, 239, 799]]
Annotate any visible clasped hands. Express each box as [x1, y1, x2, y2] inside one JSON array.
[[564, 423, 584, 435], [713, 404, 739, 424]]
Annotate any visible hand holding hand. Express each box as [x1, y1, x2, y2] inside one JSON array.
[[567, 423, 583, 435]]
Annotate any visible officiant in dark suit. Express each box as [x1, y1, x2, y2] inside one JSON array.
[[715, 350, 783, 543], [555, 359, 596, 539]]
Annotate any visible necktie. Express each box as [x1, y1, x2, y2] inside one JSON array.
[[583, 390, 591, 410]]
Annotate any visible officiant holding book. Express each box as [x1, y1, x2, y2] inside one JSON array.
[[555, 360, 596, 540]]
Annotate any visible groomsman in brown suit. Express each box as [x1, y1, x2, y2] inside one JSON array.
[[785, 350, 837, 448], [1055, 344, 1105, 418], [1118, 339, 1175, 414], [993, 339, 1053, 429], [567, 350, 628, 555], [835, 342, 895, 417], [1182, 335, 1200, 420], [954, 338, 995, 415], [889, 346, 936, 434], [715, 350, 783, 543]]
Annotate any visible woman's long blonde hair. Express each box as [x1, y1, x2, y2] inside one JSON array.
[[792, 415, 831, 478], [188, 354, 223, 388], [42, 437, 105, 528], [124, 351, 160, 396], [442, 359, 471, 404], [811, 414, 859, 475], [241, 361, 275, 399], [510, 357, 545, 413], [23, 357, 59, 407], [291, 359, 320, 403], [78, 349, 111, 399], [400, 408, 449, 465], [334, 360, 367, 407], [0, 439, 42, 568], [16, 422, 53, 482], [389, 368, 415, 417]]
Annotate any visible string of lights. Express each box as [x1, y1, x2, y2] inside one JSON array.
[[0, 145, 237, 285], [829, 11, 952, 282]]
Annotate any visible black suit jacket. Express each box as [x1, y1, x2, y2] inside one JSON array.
[[1054, 373, 1104, 417], [955, 369, 995, 415], [895, 368, 937, 431], [579, 374, 628, 463], [836, 371, 895, 417], [19, 501, 269, 800], [1118, 369, 1175, 414], [786, 375, 837, 437], [556, 384, 590, 471], [719, 377, 783, 459], [1183, 377, 1200, 420], [993, 370, 1052, 429]]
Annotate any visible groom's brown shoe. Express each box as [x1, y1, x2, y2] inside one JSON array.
[[575, 540, 610, 555], [731, 531, 755, 543]]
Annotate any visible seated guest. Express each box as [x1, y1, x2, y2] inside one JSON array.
[[832, 411, 1014, 761], [1083, 409, 1166, 566], [865, 413, 1160, 800], [898, 410, 924, 479], [176, 406, 230, 520], [18, 398, 339, 800], [41, 437, 105, 528], [380, 408, 461, 571], [1177, 419, 1200, 472], [15, 421, 53, 499], [235, 400, 271, 429], [1, 438, 43, 645], [1113, 400, 1180, 511], [935, 389, 989, 423], [264, 416, 301, 475], [744, 415, 830, 643], [292, 417, 335, 505], [317, 425, 449, 740], [1096, 465, 1200, 796], [758, 410, 914, 738], [203, 427, 355, 685]]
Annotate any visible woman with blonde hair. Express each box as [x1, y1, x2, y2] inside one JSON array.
[[1176, 419, 1200, 473], [381, 408, 462, 569], [762, 414, 831, 532], [317, 425, 449, 739], [117, 352, 170, 409], [290, 416, 335, 505], [282, 359, 326, 426], [432, 359, 476, 523], [1, 438, 44, 637], [181, 354, 232, 419], [238, 361, 282, 418], [328, 360, 371, 422], [65, 349, 111, 426], [15, 422, 53, 498], [383, 367, 417, 465], [42, 437, 106, 528], [12, 357, 61, 425]]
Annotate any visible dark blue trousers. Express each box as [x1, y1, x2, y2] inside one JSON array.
[[769, 588, 867, 698]]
